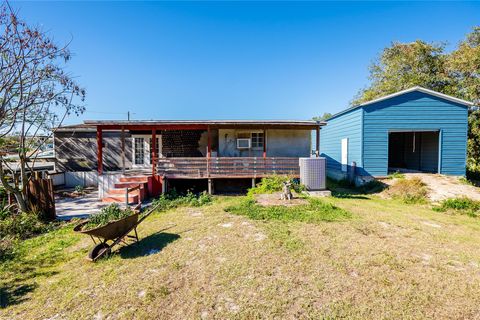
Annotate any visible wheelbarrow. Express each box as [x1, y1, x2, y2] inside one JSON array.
[[74, 204, 159, 261]]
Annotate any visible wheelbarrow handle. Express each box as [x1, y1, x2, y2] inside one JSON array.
[[136, 202, 162, 225]]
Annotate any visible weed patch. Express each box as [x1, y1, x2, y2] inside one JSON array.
[[0, 210, 55, 261], [388, 171, 406, 179], [248, 175, 305, 196], [433, 197, 480, 217], [327, 178, 385, 198], [386, 177, 428, 204], [225, 197, 351, 223], [151, 190, 212, 212]]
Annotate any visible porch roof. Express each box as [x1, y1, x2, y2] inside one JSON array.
[[82, 119, 324, 130]]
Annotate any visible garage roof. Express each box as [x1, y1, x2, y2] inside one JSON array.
[[329, 86, 474, 121]]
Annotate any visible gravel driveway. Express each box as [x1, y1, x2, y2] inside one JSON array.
[[387, 173, 480, 202]]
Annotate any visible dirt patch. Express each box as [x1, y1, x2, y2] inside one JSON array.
[[254, 193, 308, 207], [382, 173, 480, 202]]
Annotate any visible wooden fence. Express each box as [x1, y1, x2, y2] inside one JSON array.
[[26, 177, 55, 220]]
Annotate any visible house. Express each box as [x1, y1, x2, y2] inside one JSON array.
[[320, 87, 473, 184], [54, 120, 324, 203]]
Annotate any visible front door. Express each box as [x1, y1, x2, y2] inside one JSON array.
[[132, 135, 161, 168]]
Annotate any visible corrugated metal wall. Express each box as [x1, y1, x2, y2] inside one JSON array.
[[363, 91, 467, 176], [319, 107, 364, 175], [320, 90, 468, 178]]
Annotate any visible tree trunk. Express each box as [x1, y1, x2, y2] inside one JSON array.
[[13, 189, 28, 212], [0, 157, 28, 212]]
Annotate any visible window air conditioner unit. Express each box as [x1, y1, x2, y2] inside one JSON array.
[[236, 138, 251, 149]]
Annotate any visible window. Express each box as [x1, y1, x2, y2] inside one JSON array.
[[251, 132, 264, 149], [236, 132, 264, 149], [134, 138, 145, 165]]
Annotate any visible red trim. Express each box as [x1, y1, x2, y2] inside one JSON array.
[[152, 129, 157, 176], [207, 126, 212, 158], [97, 126, 103, 175], [97, 124, 208, 131], [148, 175, 162, 197], [263, 128, 267, 159]]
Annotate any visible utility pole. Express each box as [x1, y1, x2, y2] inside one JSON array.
[[127, 111, 130, 121]]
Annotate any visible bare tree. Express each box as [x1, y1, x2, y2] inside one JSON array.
[[0, 1, 85, 212]]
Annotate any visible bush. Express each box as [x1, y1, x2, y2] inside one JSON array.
[[433, 197, 480, 217], [82, 204, 134, 231], [387, 177, 428, 204], [467, 165, 480, 182], [388, 171, 405, 179], [225, 197, 351, 223], [0, 199, 55, 261], [248, 176, 305, 196], [0, 186, 7, 201], [0, 211, 49, 240], [152, 190, 213, 212], [0, 236, 16, 261], [0, 199, 14, 220]]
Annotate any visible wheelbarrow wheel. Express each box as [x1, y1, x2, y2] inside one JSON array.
[[88, 243, 111, 261]]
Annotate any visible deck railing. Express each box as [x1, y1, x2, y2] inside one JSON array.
[[157, 157, 300, 178]]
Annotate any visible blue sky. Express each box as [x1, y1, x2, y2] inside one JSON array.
[[12, 1, 480, 125]]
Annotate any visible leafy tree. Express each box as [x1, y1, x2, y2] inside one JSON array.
[[352, 40, 453, 105], [353, 28, 480, 172], [312, 113, 333, 121], [0, 2, 85, 212]]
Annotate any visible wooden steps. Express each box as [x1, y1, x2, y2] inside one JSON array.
[[103, 194, 139, 204], [102, 175, 149, 204]]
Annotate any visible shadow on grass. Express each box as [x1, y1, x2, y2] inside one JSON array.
[[327, 178, 388, 199], [0, 283, 37, 308], [1, 243, 64, 308], [119, 232, 180, 259], [0, 268, 59, 308]]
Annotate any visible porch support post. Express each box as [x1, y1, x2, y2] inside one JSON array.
[[208, 178, 213, 195], [207, 125, 212, 158], [121, 126, 126, 173], [97, 126, 103, 175], [316, 126, 320, 157], [152, 129, 157, 176], [263, 128, 267, 159]]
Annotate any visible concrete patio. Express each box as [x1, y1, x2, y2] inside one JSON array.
[[55, 191, 106, 220]]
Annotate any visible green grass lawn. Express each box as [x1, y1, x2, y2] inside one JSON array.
[[2, 189, 480, 319]]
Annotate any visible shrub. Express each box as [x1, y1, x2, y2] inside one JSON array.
[[74, 185, 85, 194], [151, 190, 212, 212], [0, 186, 7, 201], [387, 177, 428, 204], [248, 176, 305, 196], [433, 197, 480, 217], [359, 180, 386, 194], [225, 197, 351, 223], [0, 199, 14, 220], [82, 204, 134, 231], [0, 199, 55, 261], [0, 211, 49, 240], [467, 165, 480, 182], [388, 171, 405, 179], [0, 236, 16, 261]]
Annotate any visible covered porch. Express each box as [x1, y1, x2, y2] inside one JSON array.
[[87, 120, 324, 199]]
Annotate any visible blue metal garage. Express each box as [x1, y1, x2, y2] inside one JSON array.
[[320, 87, 472, 181]]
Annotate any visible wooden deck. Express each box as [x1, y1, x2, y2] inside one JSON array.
[[157, 157, 300, 179]]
